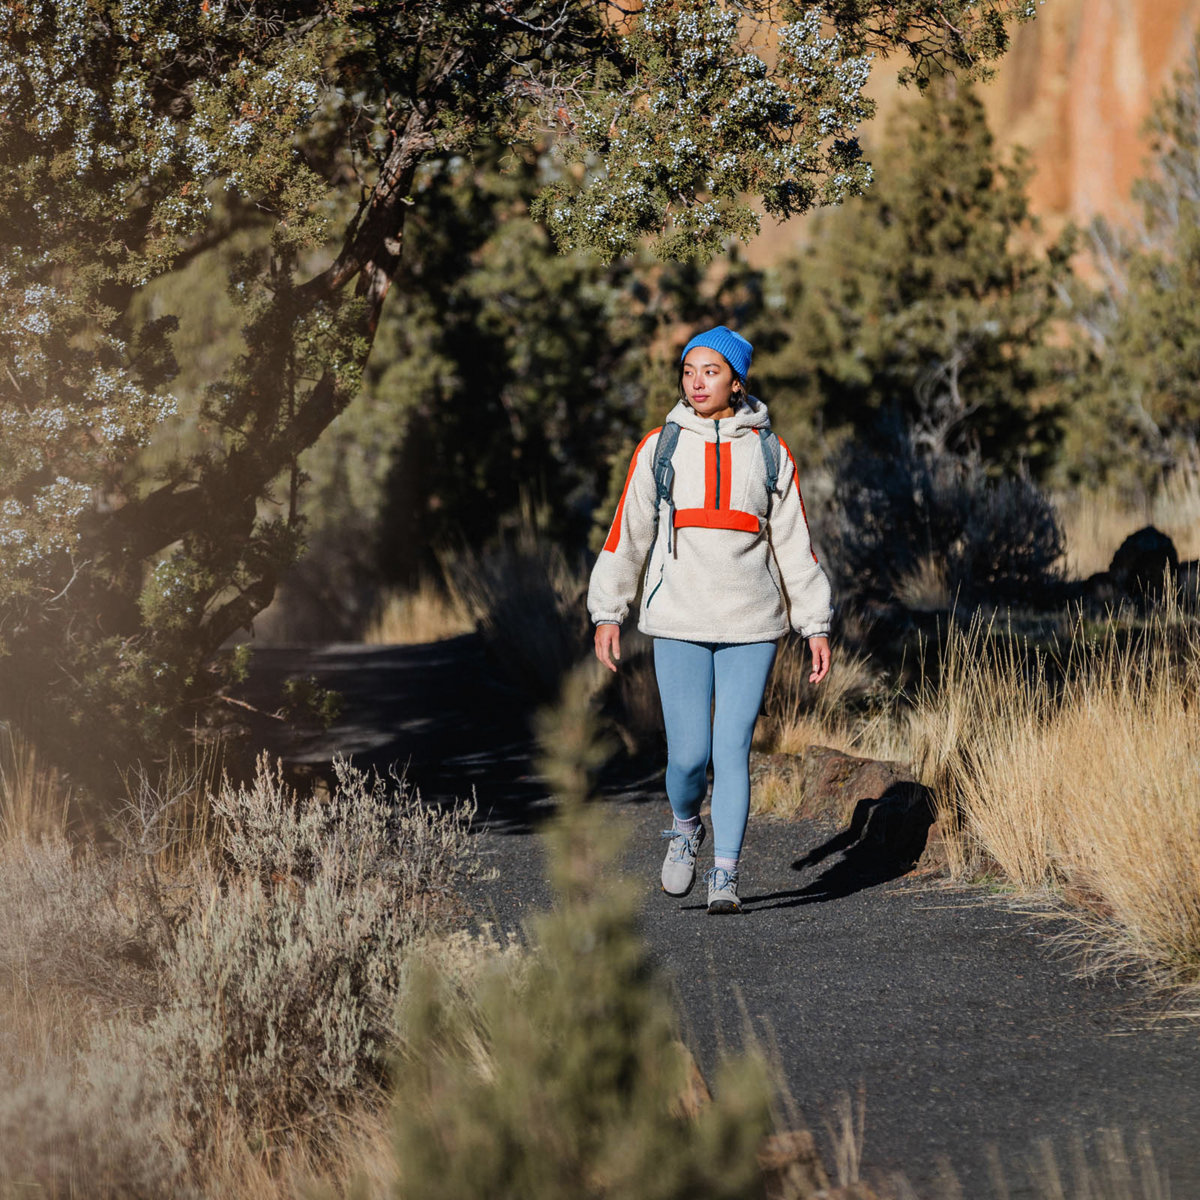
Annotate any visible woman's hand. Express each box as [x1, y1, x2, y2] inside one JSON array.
[[807, 635, 831, 684], [594, 623, 621, 673]]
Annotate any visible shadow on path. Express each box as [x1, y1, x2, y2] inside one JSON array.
[[237, 635, 552, 832], [237, 635, 662, 832], [744, 784, 937, 909]]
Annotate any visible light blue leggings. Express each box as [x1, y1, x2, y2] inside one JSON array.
[[653, 638, 777, 861]]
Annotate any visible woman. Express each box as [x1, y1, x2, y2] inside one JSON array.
[[589, 325, 832, 914]]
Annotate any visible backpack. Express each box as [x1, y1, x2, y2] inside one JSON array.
[[650, 419, 782, 552]]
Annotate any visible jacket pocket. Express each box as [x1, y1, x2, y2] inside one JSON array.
[[643, 540, 666, 609]]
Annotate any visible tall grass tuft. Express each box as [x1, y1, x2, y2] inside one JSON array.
[[391, 662, 774, 1200], [446, 521, 589, 700], [363, 575, 473, 645], [0, 725, 69, 842], [757, 636, 881, 758], [911, 599, 1200, 992]]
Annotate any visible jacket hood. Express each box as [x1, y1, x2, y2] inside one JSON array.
[[666, 396, 771, 441]]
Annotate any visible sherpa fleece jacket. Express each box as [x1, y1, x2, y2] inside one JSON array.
[[588, 398, 833, 643]]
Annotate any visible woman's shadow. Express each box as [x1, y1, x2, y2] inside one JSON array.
[[743, 782, 937, 910]]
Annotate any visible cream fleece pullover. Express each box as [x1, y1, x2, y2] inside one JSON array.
[[588, 399, 833, 643]]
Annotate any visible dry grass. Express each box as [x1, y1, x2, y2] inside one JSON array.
[[909, 600, 1200, 992], [0, 726, 69, 842], [363, 575, 473, 645], [0, 747, 485, 1199], [892, 554, 951, 612], [757, 637, 885, 757], [446, 521, 589, 700], [1057, 454, 1200, 578]]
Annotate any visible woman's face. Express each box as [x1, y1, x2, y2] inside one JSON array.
[[681, 347, 740, 420]]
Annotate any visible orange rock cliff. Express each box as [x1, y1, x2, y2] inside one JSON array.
[[747, 1, 1200, 262]]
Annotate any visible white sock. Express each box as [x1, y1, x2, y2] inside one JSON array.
[[673, 815, 700, 835], [714, 855, 738, 873]]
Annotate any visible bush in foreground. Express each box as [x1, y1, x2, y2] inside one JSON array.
[[391, 664, 774, 1200], [0, 752, 479, 1190]]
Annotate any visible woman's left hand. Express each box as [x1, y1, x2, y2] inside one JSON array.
[[807, 636, 831, 684]]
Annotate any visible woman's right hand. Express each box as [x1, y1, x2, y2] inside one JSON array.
[[594, 623, 621, 673]]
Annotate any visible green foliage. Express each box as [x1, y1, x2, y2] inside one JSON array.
[[282, 674, 343, 729], [1059, 37, 1200, 487], [371, 146, 661, 584], [533, 2, 877, 261], [747, 78, 1067, 471], [392, 664, 773, 1200]]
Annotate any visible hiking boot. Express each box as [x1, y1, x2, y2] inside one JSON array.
[[705, 866, 741, 914], [660, 823, 706, 896]]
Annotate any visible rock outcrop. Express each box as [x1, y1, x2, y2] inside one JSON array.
[[753, 746, 946, 877], [1109, 524, 1180, 594], [751, 1, 1200, 264]]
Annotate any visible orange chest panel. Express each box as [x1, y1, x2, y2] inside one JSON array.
[[674, 439, 761, 534]]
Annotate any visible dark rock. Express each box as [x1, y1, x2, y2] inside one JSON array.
[[1109, 526, 1179, 596], [753, 746, 946, 877], [797, 744, 913, 824]]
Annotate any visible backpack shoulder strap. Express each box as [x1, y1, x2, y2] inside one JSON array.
[[758, 427, 781, 497], [651, 421, 681, 552]]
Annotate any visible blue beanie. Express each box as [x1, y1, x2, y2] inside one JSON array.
[[680, 325, 753, 382]]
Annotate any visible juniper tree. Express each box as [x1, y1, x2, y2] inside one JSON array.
[[0, 0, 1039, 780], [746, 77, 1068, 471], [1061, 34, 1200, 486]]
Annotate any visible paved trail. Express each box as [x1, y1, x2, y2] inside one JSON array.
[[242, 636, 1200, 1198]]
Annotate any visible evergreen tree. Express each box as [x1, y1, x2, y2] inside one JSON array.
[[747, 77, 1068, 472], [1060, 36, 1200, 487]]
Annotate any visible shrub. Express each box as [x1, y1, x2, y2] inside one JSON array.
[[0, 835, 162, 1018], [0, 1058, 189, 1200], [446, 519, 590, 701], [134, 755, 479, 1153], [826, 438, 1065, 606], [212, 754, 476, 925]]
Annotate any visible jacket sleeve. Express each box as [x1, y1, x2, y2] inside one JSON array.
[[587, 429, 661, 627], [770, 439, 833, 638]]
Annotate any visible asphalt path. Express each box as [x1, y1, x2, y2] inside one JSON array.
[[240, 635, 1200, 1199]]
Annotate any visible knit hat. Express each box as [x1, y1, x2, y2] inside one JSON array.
[[680, 325, 753, 382]]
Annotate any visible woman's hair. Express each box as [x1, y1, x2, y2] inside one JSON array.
[[676, 355, 747, 408]]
